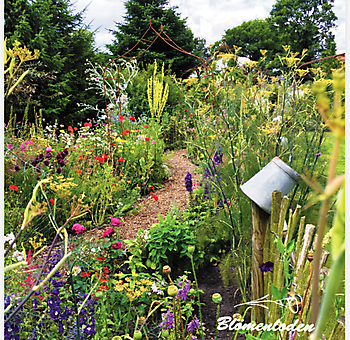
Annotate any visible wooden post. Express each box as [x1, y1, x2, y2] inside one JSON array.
[[251, 201, 270, 325]]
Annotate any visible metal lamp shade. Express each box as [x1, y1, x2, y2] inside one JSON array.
[[240, 157, 300, 214]]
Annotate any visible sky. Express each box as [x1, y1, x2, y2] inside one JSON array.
[[72, 0, 346, 55]]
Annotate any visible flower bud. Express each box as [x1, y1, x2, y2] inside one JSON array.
[[112, 337, 122, 340], [188, 245, 195, 254], [161, 329, 170, 338], [212, 293, 222, 304], [133, 330, 142, 340], [189, 288, 195, 295], [232, 313, 242, 321], [163, 265, 171, 274], [168, 285, 178, 297], [95, 291, 104, 298]]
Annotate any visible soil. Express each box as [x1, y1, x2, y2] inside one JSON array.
[[195, 265, 247, 340]]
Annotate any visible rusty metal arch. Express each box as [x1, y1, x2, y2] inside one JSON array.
[[102, 19, 218, 153]]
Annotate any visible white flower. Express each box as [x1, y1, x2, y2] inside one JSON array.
[[4, 232, 15, 244], [72, 265, 81, 276], [12, 250, 25, 262]]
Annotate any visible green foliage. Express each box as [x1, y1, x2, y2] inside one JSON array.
[[217, 0, 337, 73], [5, 0, 99, 125], [269, 0, 337, 63], [107, 0, 206, 78], [127, 213, 204, 273]]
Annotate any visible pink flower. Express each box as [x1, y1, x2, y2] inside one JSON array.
[[152, 140, 156, 145], [111, 217, 121, 226], [103, 228, 115, 238], [112, 242, 122, 249], [45, 147, 52, 152], [72, 223, 86, 234], [7, 144, 13, 149]]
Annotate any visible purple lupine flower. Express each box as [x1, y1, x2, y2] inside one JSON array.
[[259, 261, 274, 273], [185, 171, 193, 192], [187, 317, 200, 332]]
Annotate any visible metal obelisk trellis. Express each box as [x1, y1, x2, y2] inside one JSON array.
[[101, 19, 218, 159]]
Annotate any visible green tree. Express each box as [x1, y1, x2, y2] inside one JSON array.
[[107, 0, 205, 78], [268, 0, 337, 62], [4, 0, 100, 125], [222, 19, 279, 62]]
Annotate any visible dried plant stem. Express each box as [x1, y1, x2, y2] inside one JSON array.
[[311, 137, 341, 324]]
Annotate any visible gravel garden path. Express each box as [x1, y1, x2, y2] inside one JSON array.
[[84, 148, 201, 241]]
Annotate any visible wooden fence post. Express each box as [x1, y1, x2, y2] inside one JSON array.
[[251, 201, 270, 324]]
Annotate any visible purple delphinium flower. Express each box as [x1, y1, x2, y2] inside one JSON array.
[[159, 309, 175, 330], [187, 317, 200, 332], [259, 261, 274, 273], [57, 167, 62, 174], [184, 171, 193, 192], [288, 330, 296, 339]]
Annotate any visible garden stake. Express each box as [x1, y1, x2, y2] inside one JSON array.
[[292, 261, 313, 340], [251, 201, 270, 325]]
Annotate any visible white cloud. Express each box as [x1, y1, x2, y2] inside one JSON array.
[[73, 0, 345, 53]]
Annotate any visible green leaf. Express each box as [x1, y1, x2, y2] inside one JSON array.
[[271, 284, 281, 300], [277, 238, 285, 254], [286, 240, 295, 253]]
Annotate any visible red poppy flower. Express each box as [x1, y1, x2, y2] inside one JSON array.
[[149, 185, 154, 189], [151, 194, 158, 201], [119, 116, 125, 121], [103, 267, 110, 273], [145, 137, 150, 141], [118, 158, 125, 162], [74, 127, 78, 131], [185, 109, 188, 112], [9, 185, 18, 191], [81, 272, 90, 277], [129, 116, 135, 121], [49, 198, 55, 205], [136, 129, 140, 132], [96, 257, 106, 261], [112, 143, 116, 147], [102, 153, 109, 161], [77, 170, 82, 175], [84, 122, 92, 128], [190, 113, 193, 117], [96, 156, 104, 163], [144, 125, 148, 128], [123, 130, 131, 135], [68, 126, 73, 131], [79, 155, 84, 160]]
